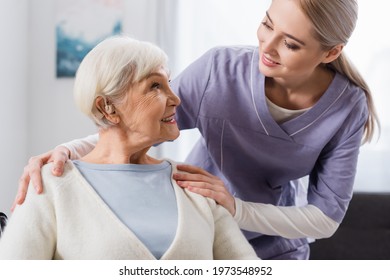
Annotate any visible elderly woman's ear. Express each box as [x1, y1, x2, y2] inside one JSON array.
[[95, 96, 120, 124]]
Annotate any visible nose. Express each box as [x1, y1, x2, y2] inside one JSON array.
[[261, 35, 279, 54], [258, 27, 278, 55], [167, 87, 181, 107]]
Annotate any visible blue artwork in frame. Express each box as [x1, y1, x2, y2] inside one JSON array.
[[56, 0, 124, 78]]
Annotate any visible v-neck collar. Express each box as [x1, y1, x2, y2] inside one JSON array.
[[69, 160, 185, 260], [250, 48, 349, 139]]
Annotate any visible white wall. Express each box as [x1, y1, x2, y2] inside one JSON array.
[[0, 0, 163, 216], [0, 0, 29, 216], [28, 0, 97, 157], [28, 0, 165, 158]]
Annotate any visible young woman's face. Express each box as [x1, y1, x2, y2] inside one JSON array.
[[257, 0, 330, 81], [116, 67, 181, 146]]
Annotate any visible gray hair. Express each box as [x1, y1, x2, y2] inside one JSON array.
[[74, 35, 168, 127]]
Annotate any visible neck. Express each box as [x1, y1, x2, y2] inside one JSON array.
[[266, 66, 334, 110], [81, 127, 161, 165]]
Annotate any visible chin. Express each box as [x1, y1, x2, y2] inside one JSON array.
[[170, 129, 180, 139], [161, 132, 180, 143], [259, 65, 279, 79], [169, 132, 180, 141], [258, 63, 270, 75]]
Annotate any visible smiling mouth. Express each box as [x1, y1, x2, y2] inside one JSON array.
[[161, 115, 175, 123], [262, 54, 280, 65]]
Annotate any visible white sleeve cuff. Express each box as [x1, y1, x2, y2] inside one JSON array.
[[232, 198, 339, 239], [233, 197, 244, 224]]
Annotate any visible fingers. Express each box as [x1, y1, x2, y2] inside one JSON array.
[[12, 171, 30, 211], [173, 173, 219, 187], [174, 171, 236, 216], [175, 165, 221, 186], [27, 155, 47, 193], [52, 160, 65, 176], [11, 187, 27, 212], [176, 178, 226, 193], [176, 164, 215, 178], [12, 147, 70, 211], [173, 166, 224, 193], [177, 179, 228, 200], [50, 147, 69, 176], [180, 181, 236, 216], [186, 183, 220, 201], [13, 164, 38, 212]]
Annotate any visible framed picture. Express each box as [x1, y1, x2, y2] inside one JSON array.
[[56, 0, 124, 78]]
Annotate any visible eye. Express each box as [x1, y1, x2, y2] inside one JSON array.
[[284, 40, 300, 51], [261, 21, 273, 31], [151, 82, 161, 89]]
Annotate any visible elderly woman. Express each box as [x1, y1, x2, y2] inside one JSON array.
[[0, 36, 258, 260]]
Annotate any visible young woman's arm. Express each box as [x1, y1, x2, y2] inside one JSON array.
[[12, 134, 98, 210]]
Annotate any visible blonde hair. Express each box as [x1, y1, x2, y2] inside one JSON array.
[[299, 0, 380, 143], [74, 35, 168, 127]]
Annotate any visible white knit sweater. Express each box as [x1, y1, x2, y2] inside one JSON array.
[[0, 161, 258, 260]]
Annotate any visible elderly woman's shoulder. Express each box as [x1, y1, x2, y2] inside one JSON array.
[[41, 161, 78, 188]]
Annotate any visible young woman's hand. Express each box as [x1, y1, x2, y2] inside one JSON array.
[[173, 164, 236, 216], [12, 146, 70, 211]]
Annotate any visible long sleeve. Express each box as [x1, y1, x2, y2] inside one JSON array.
[[60, 134, 99, 160], [234, 197, 339, 239], [0, 182, 57, 259], [210, 199, 259, 260]]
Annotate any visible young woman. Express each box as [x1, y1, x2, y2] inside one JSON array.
[[14, 0, 379, 259]]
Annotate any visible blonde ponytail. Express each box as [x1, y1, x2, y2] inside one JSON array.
[[330, 53, 379, 143], [300, 0, 380, 143]]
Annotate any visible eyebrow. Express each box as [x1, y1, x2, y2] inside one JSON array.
[[146, 73, 163, 78], [146, 72, 170, 80], [146, 68, 171, 79], [266, 11, 306, 46]]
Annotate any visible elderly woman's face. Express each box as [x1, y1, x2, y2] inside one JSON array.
[[116, 67, 181, 146]]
